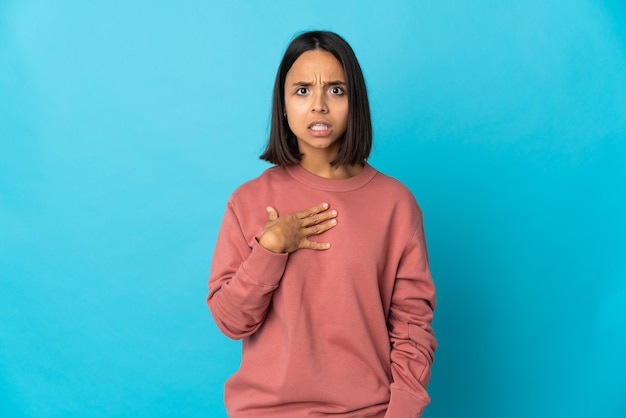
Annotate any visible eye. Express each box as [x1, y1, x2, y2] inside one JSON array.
[[330, 86, 345, 95], [296, 87, 308, 95]]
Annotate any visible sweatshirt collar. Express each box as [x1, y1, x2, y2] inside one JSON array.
[[284, 162, 377, 192]]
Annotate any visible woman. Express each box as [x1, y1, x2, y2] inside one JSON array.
[[207, 30, 436, 418]]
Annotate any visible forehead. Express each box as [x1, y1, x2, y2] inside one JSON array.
[[286, 49, 345, 81]]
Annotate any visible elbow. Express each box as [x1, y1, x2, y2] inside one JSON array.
[[208, 298, 263, 340], [214, 318, 261, 340]]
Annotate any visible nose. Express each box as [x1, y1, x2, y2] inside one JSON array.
[[311, 92, 328, 113]]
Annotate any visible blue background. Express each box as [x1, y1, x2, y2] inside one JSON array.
[[1, 1, 625, 417]]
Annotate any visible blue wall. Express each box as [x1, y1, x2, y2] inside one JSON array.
[[1, 1, 624, 417]]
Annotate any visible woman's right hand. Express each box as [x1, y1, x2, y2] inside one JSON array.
[[258, 203, 338, 253]]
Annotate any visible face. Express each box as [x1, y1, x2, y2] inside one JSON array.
[[284, 49, 349, 159]]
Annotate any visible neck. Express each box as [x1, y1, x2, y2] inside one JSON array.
[[299, 156, 363, 179]]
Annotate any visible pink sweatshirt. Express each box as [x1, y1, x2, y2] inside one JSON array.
[[207, 163, 436, 418]]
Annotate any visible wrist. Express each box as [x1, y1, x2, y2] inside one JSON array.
[[258, 235, 285, 254]]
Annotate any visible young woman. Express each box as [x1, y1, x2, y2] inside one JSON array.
[[207, 31, 436, 418]]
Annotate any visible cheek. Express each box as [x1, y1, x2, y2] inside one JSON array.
[[286, 116, 303, 135], [285, 99, 306, 118], [338, 107, 349, 127]]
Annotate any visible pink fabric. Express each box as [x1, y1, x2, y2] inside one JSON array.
[[208, 163, 436, 417]]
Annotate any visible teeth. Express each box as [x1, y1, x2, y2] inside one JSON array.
[[310, 124, 329, 131]]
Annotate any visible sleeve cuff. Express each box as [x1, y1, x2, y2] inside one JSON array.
[[240, 239, 289, 286], [385, 388, 429, 418]]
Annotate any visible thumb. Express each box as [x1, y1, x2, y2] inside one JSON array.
[[266, 206, 279, 221]]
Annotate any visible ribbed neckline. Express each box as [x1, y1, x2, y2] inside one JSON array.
[[284, 162, 378, 192]]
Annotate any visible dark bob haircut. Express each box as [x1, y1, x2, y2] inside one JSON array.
[[259, 31, 372, 167]]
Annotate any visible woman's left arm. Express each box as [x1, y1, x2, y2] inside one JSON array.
[[385, 220, 437, 418]]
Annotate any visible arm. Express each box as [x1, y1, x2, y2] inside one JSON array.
[[207, 199, 288, 339], [207, 199, 338, 339], [385, 221, 437, 418]]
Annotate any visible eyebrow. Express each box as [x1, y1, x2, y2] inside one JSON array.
[[291, 80, 346, 87]]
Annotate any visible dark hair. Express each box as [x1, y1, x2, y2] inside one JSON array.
[[259, 31, 372, 167]]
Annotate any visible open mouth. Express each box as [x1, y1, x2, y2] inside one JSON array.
[[309, 123, 330, 131]]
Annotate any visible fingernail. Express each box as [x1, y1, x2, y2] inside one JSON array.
[[322, 203, 329, 209]]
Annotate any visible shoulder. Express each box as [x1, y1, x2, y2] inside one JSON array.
[[230, 165, 287, 200], [370, 166, 423, 214], [373, 170, 415, 195]]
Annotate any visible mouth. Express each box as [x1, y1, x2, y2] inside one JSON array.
[[309, 122, 330, 130], [308, 121, 333, 136]]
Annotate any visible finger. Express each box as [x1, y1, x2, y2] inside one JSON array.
[[304, 218, 337, 236], [266, 206, 279, 221], [296, 202, 329, 219], [300, 209, 337, 227], [301, 239, 331, 250]]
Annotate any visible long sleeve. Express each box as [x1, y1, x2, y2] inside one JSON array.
[[207, 198, 288, 340], [385, 221, 437, 418]]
